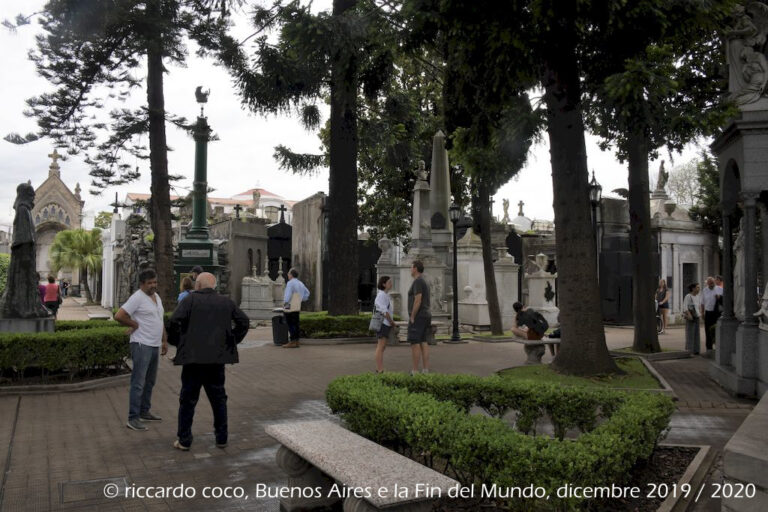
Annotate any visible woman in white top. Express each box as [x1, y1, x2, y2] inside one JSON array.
[[683, 282, 701, 355], [374, 276, 395, 373]]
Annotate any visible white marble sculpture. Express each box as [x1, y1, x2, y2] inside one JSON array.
[[726, 2, 768, 106], [754, 287, 768, 330]]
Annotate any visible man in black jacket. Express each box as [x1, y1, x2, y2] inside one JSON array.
[[168, 272, 250, 451]]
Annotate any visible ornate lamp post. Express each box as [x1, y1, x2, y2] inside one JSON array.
[[589, 170, 602, 279], [446, 203, 463, 343], [174, 86, 216, 290]]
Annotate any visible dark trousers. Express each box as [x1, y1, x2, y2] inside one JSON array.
[[177, 364, 227, 447], [704, 310, 720, 351], [285, 312, 300, 342]]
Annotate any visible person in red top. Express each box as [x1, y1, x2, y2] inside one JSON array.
[[43, 275, 61, 317]]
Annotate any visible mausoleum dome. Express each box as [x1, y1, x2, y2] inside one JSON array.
[[510, 200, 533, 232]]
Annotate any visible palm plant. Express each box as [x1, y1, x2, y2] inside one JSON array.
[[50, 229, 102, 303]]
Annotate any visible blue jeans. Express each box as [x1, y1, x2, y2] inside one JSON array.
[[128, 343, 159, 421], [177, 364, 227, 447]]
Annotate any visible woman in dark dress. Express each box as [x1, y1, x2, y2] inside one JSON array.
[[0, 183, 51, 319]]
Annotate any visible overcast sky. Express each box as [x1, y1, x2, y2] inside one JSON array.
[[0, 0, 708, 230]]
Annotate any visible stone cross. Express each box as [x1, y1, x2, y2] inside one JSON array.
[[518, 201, 525, 217], [111, 192, 120, 214], [279, 204, 287, 224], [48, 149, 61, 166], [234, 203, 243, 219]]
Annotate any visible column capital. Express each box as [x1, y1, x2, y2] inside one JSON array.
[[740, 191, 760, 206]]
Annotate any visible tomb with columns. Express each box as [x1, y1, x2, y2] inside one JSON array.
[[709, 8, 768, 398]]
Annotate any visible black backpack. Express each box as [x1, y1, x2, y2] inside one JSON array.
[[531, 310, 549, 334]]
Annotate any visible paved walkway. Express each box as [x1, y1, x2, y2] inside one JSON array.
[[0, 305, 755, 512]]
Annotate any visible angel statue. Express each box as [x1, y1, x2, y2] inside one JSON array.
[[726, 2, 768, 105]]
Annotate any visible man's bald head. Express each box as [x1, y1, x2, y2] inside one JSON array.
[[194, 272, 217, 290]]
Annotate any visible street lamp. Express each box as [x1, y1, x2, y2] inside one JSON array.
[[447, 203, 463, 343], [589, 170, 602, 279]]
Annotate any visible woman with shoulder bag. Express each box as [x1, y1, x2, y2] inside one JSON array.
[[43, 275, 62, 318], [683, 282, 701, 355], [373, 276, 394, 373]]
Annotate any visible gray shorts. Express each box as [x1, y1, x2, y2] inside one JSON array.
[[407, 316, 431, 344], [377, 324, 391, 339]]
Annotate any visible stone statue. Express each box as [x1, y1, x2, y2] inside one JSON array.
[[0, 184, 51, 319], [734, 218, 745, 320], [754, 287, 768, 329], [417, 160, 428, 182], [656, 160, 669, 192], [502, 199, 510, 224], [252, 189, 261, 210], [726, 2, 768, 105]]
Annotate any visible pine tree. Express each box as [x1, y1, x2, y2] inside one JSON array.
[[7, 0, 236, 305]]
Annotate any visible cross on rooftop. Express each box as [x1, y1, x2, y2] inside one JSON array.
[[518, 200, 525, 216], [233, 203, 243, 219], [279, 204, 287, 223], [48, 149, 61, 169]]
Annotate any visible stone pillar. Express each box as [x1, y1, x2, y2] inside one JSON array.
[[761, 203, 768, 298], [716, 210, 738, 369], [722, 212, 735, 320], [743, 193, 760, 326], [494, 249, 520, 330], [671, 243, 680, 317]]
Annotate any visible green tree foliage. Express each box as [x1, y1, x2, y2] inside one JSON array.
[[402, 0, 619, 373], [94, 211, 113, 230], [50, 228, 103, 303], [0, 253, 10, 298], [7, 0, 237, 305], [690, 151, 723, 236], [584, 0, 733, 353], [208, 0, 399, 314]]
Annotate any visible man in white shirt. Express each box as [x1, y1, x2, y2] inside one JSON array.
[[282, 268, 310, 348], [700, 276, 722, 353], [115, 269, 168, 431]]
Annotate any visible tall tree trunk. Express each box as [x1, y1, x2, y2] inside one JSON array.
[[146, 0, 173, 306], [82, 269, 93, 303], [327, 0, 359, 315], [542, 25, 618, 375], [628, 130, 661, 352], [476, 182, 504, 335]]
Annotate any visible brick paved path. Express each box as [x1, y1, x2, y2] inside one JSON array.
[[0, 318, 754, 512]]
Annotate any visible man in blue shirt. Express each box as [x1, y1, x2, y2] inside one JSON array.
[[282, 268, 310, 348]]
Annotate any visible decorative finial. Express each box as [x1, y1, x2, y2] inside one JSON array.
[[518, 200, 524, 217], [195, 86, 210, 117], [48, 148, 61, 177]]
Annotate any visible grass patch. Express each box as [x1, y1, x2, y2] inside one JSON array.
[[498, 357, 661, 390]]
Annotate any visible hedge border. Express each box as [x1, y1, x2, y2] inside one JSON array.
[[326, 373, 675, 509], [0, 326, 129, 379]]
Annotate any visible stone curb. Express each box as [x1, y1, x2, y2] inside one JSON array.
[[288, 337, 378, 346], [609, 357, 677, 399], [610, 348, 692, 361], [0, 372, 130, 396], [656, 444, 714, 512]]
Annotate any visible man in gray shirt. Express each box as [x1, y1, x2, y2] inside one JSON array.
[[407, 260, 431, 375]]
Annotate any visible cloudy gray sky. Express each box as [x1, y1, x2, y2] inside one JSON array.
[[0, 0, 707, 230]]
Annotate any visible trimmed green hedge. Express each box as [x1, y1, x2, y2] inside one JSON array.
[[326, 373, 675, 510], [0, 326, 129, 379], [56, 319, 117, 331], [300, 312, 374, 338]]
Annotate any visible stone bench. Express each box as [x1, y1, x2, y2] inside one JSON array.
[[87, 313, 112, 321], [266, 420, 458, 512], [511, 338, 561, 364]]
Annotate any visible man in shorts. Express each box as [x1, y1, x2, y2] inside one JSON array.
[[407, 260, 431, 375]]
